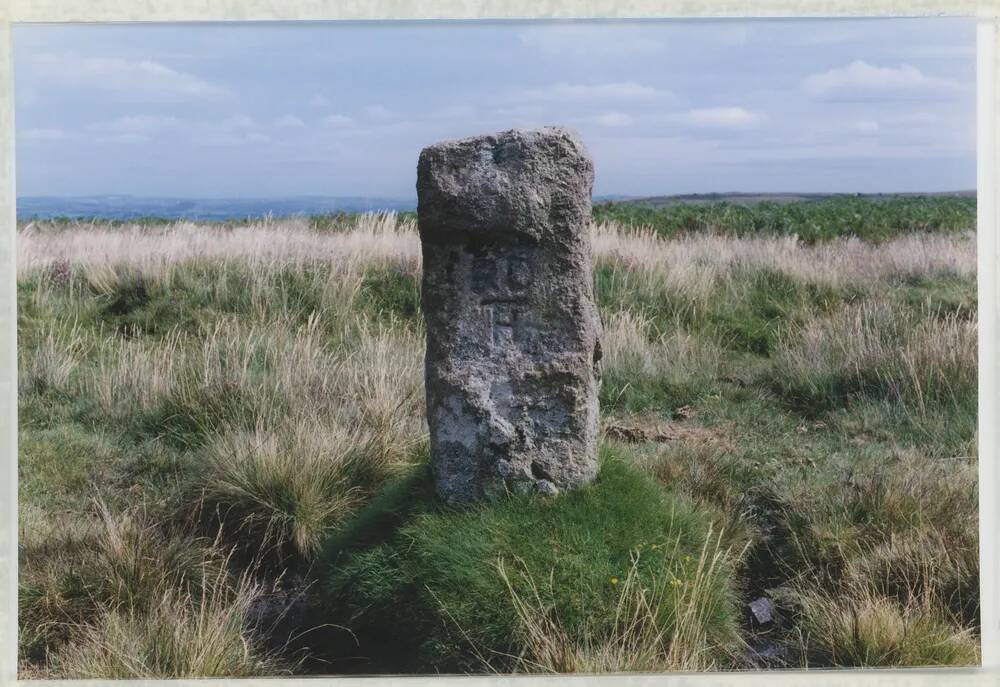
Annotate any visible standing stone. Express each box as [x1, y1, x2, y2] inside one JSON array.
[[417, 127, 602, 506]]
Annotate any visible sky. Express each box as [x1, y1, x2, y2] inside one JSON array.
[[13, 18, 976, 199]]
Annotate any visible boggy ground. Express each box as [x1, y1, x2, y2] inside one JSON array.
[[16, 205, 979, 676]]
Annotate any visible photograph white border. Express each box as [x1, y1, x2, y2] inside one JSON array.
[[1, 1, 997, 684]]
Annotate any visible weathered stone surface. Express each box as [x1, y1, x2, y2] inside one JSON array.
[[417, 127, 602, 506], [749, 596, 775, 626]]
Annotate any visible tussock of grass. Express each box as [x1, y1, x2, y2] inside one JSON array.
[[92, 501, 227, 610], [767, 449, 979, 667], [633, 440, 762, 551], [201, 421, 365, 561], [600, 310, 723, 414], [845, 528, 979, 625], [50, 574, 285, 678], [769, 300, 977, 416], [786, 583, 979, 667], [18, 501, 228, 666], [189, 322, 424, 561], [775, 450, 977, 577], [18, 322, 87, 396]]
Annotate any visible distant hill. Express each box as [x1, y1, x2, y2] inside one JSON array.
[[18, 194, 642, 221], [609, 191, 977, 209], [16, 195, 418, 221], [16, 191, 978, 222]]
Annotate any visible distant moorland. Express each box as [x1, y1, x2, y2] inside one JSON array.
[[18, 196, 979, 676], [17, 190, 975, 224]]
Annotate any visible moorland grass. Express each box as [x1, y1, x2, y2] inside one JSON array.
[[49, 574, 285, 678], [593, 196, 976, 244], [16, 209, 980, 675]]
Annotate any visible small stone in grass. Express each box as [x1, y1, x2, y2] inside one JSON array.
[[749, 596, 775, 625]]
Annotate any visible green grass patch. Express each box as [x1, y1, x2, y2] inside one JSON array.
[[355, 265, 422, 323], [897, 272, 977, 319], [594, 196, 976, 244], [321, 448, 745, 672], [18, 426, 117, 511], [707, 269, 848, 355]]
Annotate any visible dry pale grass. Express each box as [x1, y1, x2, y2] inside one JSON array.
[[82, 315, 425, 558], [18, 216, 975, 289], [50, 572, 284, 678], [788, 576, 979, 667], [769, 449, 980, 668], [18, 500, 231, 669], [87, 315, 423, 424], [600, 309, 724, 403], [89, 330, 184, 414], [19, 212, 420, 276], [593, 224, 975, 288], [601, 310, 721, 372], [18, 321, 87, 395], [770, 300, 977, 413]]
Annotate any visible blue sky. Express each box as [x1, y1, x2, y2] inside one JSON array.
[[14, 18, 976, 199]]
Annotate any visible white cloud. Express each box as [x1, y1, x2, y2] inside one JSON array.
[[91, 114, 183, 136], [87, 114, 271, 145], [364, 104, 394, 121], [99, 133, 151, 144], [490, 104, 548, 119], [429, 104, 476, 120], [334, 119, 417, 139], [518, 82, 672, 105], [274, 115, 305, 129], [78, 114, 272, 147], [733, 140, 967, 162], [193, 116, 269, 145], [20, 127, 71, 142], [33, 53, 229, 101], [591, 111, 634, 128], [801, 60, 963, 100], [219, 115, 258, 131], [323, 114, 354, 128], [686, 106, 762, 128]]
